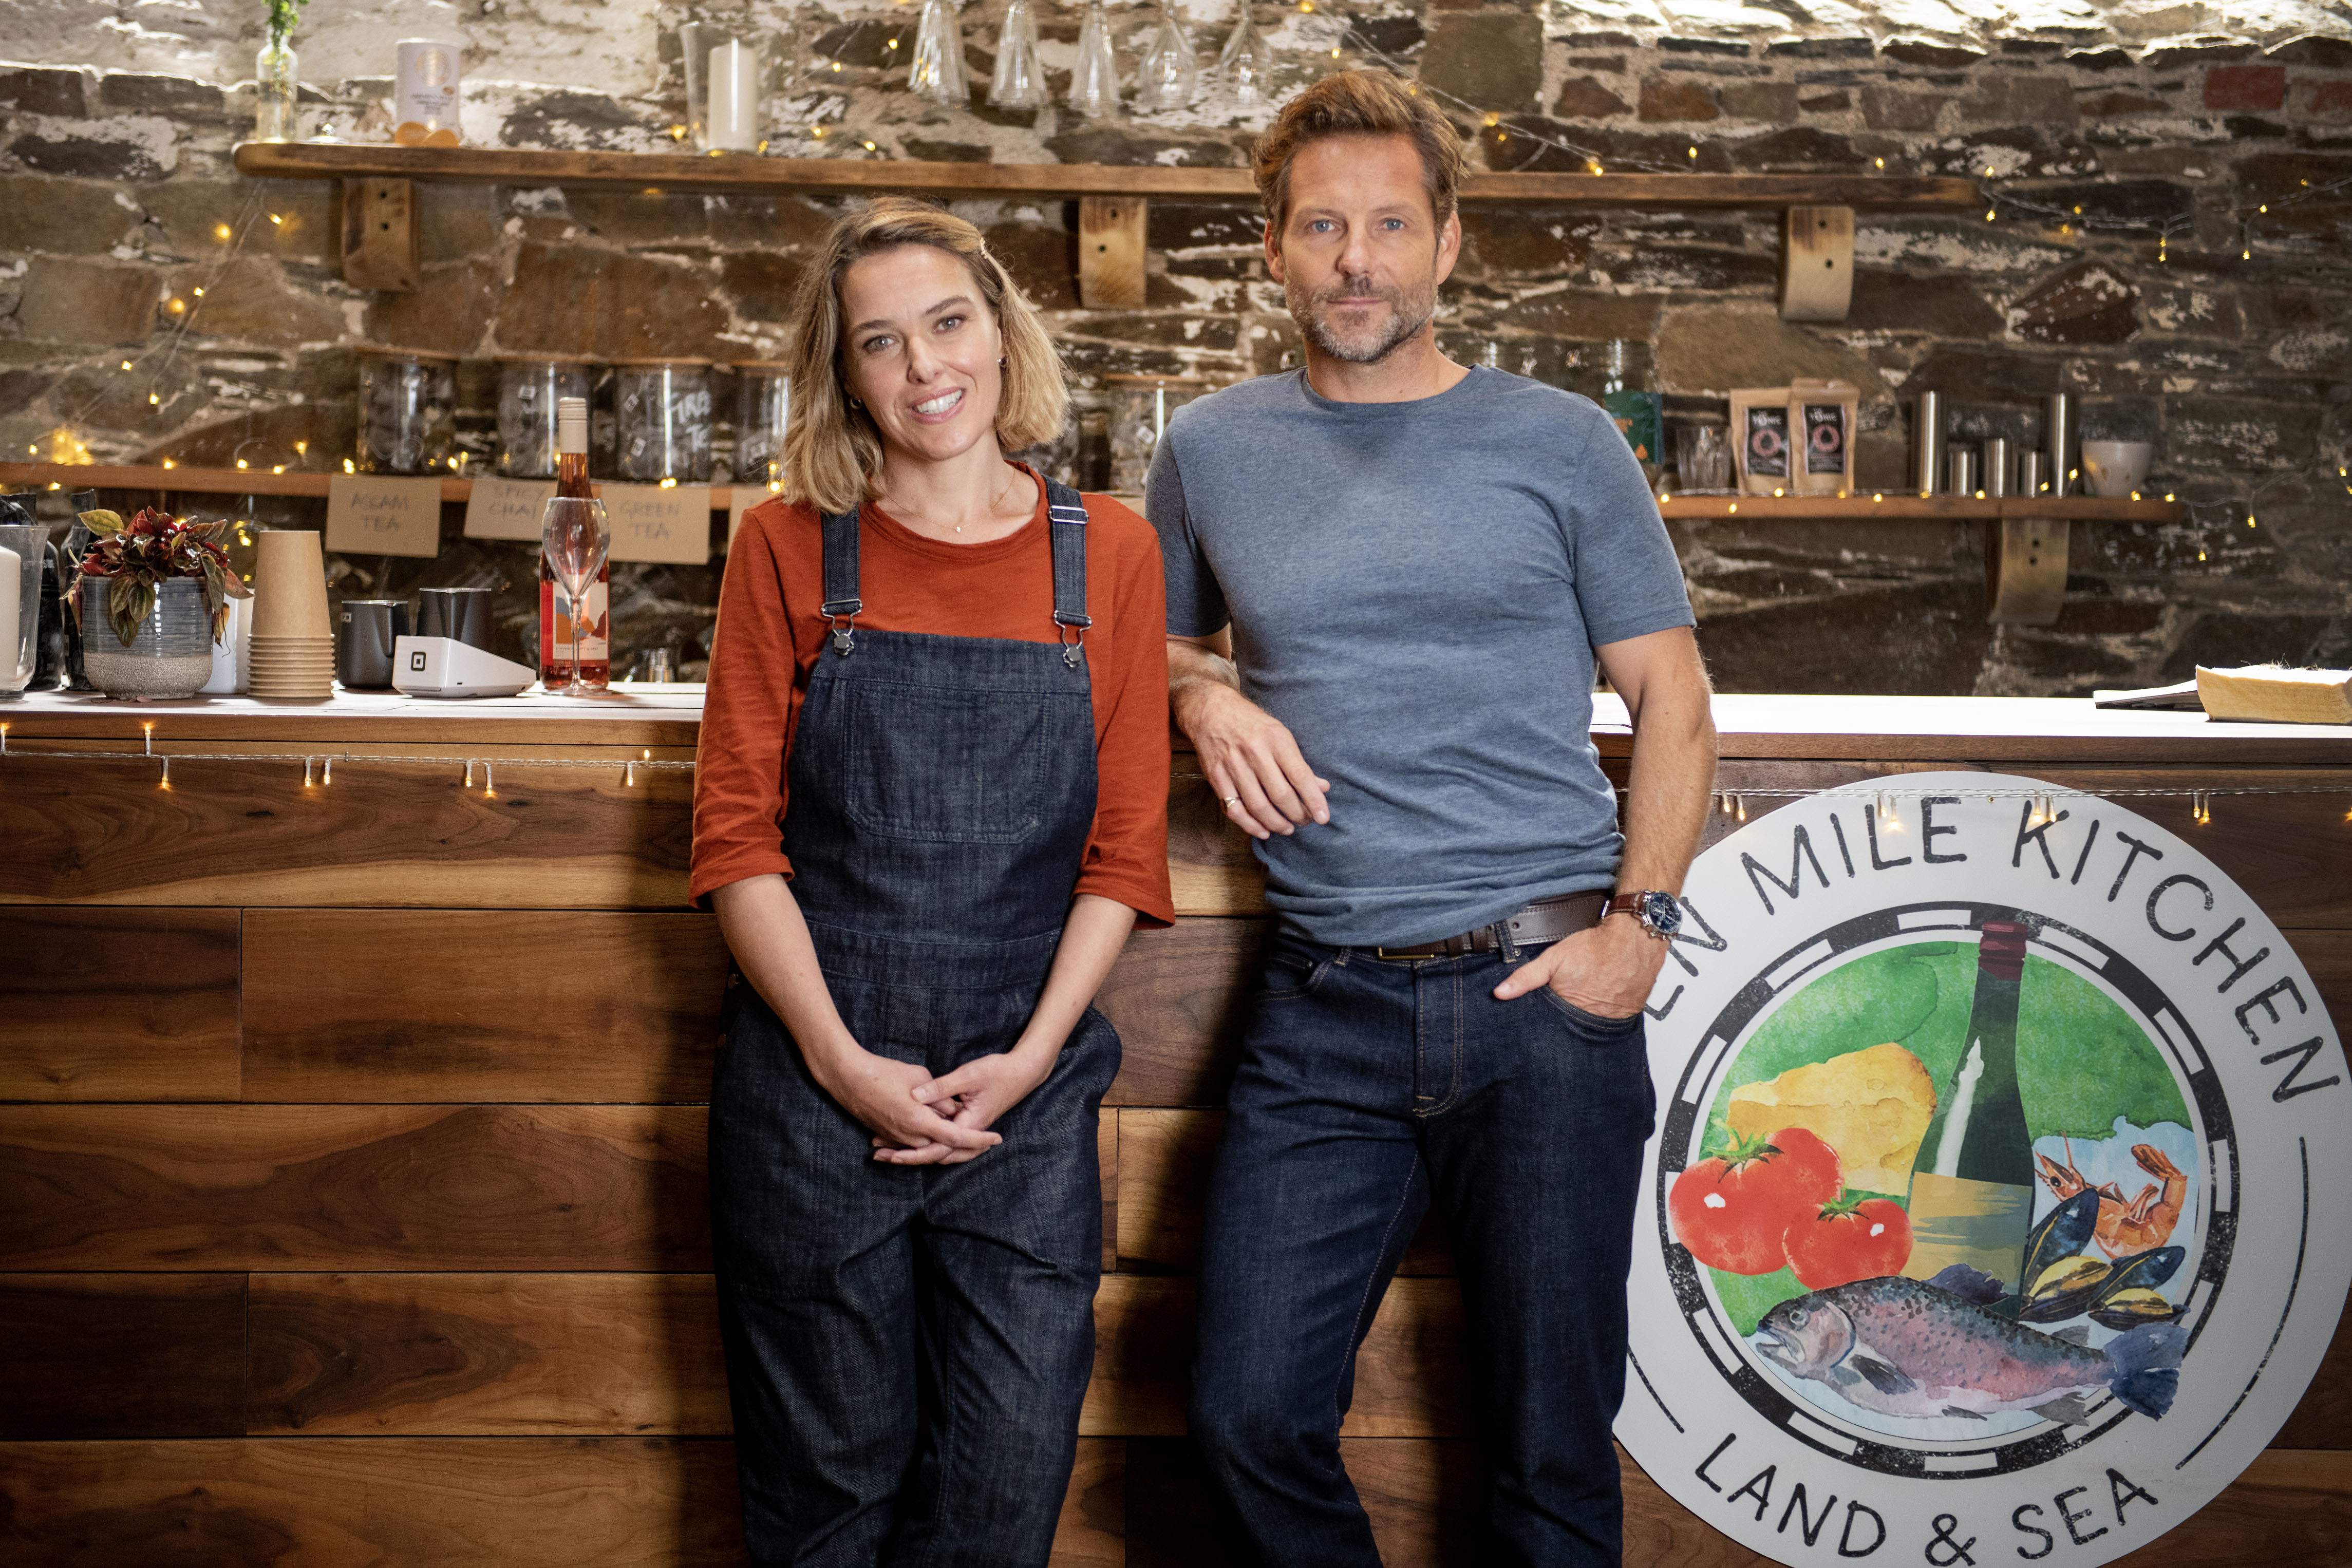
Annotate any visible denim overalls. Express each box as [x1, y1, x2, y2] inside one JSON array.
[[710, 476, 1121, 1567]]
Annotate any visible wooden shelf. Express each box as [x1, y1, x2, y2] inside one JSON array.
[[1, 463, 743, 512], [1658, 494, 2188, 521], [8, 465, 2189, 526], [233, 142, 1981, 211]]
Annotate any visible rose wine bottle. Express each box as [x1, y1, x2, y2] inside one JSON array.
[[1903, 919, 2039, 1297], [540, 396, 608, 690]]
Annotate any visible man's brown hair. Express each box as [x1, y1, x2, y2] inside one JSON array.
[[1251, 69, 1466, 234]]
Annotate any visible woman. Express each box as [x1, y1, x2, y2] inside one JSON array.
[[691, 197, 1173, 1566]]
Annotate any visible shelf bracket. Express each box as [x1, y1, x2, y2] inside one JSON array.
[[1987, 515, 2070, 625], [341, 178, 418, 293], [1078, 195, 1147, 310], [1779, 206, 1853, 323]]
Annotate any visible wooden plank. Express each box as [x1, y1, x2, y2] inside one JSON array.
[[1987, 514, 2072, 625], [0, 755, 694, 908], [1053, 1438, 1125, 1567], [340, 176, 418, 292], [233, 143, 1982, 210], [1098, 1109, 1119, 1275], [0, 907, 241, 1101], [0, 690, 707, 747], [0, 1274, 246, 1439], [1098, 918, 1266, 1107], [2275, 1288, 2352, 1450], [1779, 204, 1854, 323], [1168, 764, 1267, 917], [1114, 1108, 1452, 1277], [242, 910, 728, 1102], [1657, 493, 2184, 520], [247, 1272, 728, 1436], [1084, 1274, 1466, 1438], [0, 1438, 743, 1566], [1078, 195, 1148, 309], [0, 1105, 709, 1271]]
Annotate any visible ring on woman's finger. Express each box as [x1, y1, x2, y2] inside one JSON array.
[[1222, 795, 1242, 810]]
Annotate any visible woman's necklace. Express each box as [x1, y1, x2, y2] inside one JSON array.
[[890, 466, 1026, 537]]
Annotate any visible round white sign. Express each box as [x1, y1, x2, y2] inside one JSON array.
[[1619, 772, 2348, 1565]]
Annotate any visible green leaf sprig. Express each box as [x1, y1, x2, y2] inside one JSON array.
[[70, 508, 254, 649], [267, 0, 309, 48]]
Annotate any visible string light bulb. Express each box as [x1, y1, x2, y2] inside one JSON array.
[[159, 757, 171, 789]]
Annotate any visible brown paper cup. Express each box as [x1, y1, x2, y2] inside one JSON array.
[[252, 530, 332, 640]]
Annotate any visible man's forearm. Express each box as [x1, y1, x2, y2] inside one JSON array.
[[1168, 635, 1238, 736], [1616, 673, 1718, 897]]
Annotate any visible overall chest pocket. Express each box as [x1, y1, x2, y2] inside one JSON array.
[[839, 679, 1049, 844]]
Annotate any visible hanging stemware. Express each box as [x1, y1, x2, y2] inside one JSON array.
[[909, 0, 969, 105], [988, 0, 1047, 108], [1135, 0, 1199, 113], [1067, 0, 1121, 118], [1216, 1, 1274, 106]]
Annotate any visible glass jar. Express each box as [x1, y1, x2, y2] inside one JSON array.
[[254, 37, 298, 142], [681, 21, 777, 153], [356, 350, 458, 474], [612, 360, 715, 483], [1107, 373, 1217, 494], [497, 356, 597, 479], [732, 361, 791, 488]]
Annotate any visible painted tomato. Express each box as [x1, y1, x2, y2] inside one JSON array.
[[1668, 1128, 1845, 1276], [1782, 1195, 1914, 1289]]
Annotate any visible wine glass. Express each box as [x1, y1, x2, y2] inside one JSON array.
[[540, 494, 610, 697]]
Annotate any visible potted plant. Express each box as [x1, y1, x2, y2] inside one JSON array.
[[70, 508, 252, 701]]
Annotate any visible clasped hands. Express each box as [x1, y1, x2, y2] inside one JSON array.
[[813, 1037, 1059, 1167]]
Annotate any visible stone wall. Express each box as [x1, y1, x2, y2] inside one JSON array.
[[4, 0, 2350, 692]]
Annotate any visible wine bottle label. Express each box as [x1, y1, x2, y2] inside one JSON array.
[[1901, 1173, 2037, 1290], [539, 575, 609, 684]]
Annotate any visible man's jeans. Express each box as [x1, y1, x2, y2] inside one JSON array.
[[1188, 934, 1657, 1567]]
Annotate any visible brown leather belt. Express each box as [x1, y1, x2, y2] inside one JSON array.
[[1371, 892, 1608, 961]]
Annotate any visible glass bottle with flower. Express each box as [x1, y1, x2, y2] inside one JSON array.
[[255, 0, 309, 142]]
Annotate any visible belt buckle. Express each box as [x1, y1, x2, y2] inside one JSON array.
[[1375, 945, 1443, 961]]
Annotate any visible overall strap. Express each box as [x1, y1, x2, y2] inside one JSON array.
[[1043, 476, 1091, 669], [818, 505, 862, 656]]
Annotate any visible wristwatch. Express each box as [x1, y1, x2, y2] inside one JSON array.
[[1605, 889, 1683, 940]]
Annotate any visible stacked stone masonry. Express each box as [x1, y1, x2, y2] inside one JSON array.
[[4, 0, 2349, 692]]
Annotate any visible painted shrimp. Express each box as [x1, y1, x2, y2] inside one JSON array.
[[2034, 1142, 2188, 1259]]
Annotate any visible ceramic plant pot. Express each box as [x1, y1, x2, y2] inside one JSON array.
[[81, 576, 215, 701]]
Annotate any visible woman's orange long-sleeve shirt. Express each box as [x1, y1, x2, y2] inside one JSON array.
[[690, 475, 1175, 928]]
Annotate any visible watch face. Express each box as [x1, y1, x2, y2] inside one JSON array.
[[1641, 890, 1683, 935]]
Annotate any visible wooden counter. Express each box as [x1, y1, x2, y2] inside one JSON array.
[[2, 690, 2346, 1565]]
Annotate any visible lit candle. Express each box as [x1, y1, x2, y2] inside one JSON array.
[[705, 40, 761, 150]]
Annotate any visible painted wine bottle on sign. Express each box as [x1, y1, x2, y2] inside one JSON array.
[[540, 402, 609, 689], [1903, 919, 2038, 1296]]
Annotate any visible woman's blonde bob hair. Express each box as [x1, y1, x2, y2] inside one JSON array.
[[781, 197, 1068, 516]]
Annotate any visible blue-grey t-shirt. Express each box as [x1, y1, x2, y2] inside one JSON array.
[[1146, 366, 1694, 947]]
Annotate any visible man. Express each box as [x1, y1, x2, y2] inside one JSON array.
[[1145, 70, 1718, 1566]]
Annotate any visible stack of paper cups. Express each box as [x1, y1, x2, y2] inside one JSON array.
[[249, 530, 335, 701]]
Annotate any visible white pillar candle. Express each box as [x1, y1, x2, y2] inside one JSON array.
[[705, 40, 760, 151], [0, 545, 19, 689]]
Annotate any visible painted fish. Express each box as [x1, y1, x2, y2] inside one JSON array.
[[1755, 1275, 2185, 1423]]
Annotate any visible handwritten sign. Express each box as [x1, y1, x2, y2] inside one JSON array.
[[727, 486, 777, 547], [602, 484, 712, 565], [463, 476, 557, 542], [325, 474, 443, 558]]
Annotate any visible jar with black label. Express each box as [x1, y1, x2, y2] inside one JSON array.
[[612, 360, 715, 482], [1597, 339, 1663, 483], [356, 350, 458, 474]]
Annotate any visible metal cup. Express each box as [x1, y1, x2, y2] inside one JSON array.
[[2044, 393, 2079, 498], [1912, 391, 1946, 495], [1983, 437, 2013, 498], [1946, 447, 1978, 497], [337, 599, 410, 689], [416, 585, 495, 650], [2018, 450, 2047, 498]]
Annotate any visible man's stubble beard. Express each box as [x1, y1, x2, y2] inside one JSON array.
[[1286, 265, 1438, 366]]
